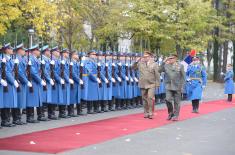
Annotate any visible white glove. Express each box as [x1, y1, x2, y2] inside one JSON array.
[[0, 79, 7, 87], [160, 76, 163, 80], [79, 79, 84, 85], [111, 78, 116, 83], [69, 78, 74, 84], [14, 80, 19, 88], [14, 59, 19, 64], [130, 77, 133, 82], [125, 76, 129, 81], [70, 62, 73, 66], [97, 62, 101, 66], [61, 60, 65, 64], [117, 77, 122, 82], [60, 79, 65, 85], [118, 62, 122, 66], [112, 63, 116, 66], [202, 85, 206, 90], [97, 78, 101, 84], [41, 80, 46, 86], [220, 72, 224, 75], [50, 60, 55, 65], [28, 60, 32, 66], [50, 79, 55, 86], [105, 78, 109, 84], [134, 77, 139, 82], [105, 63, 108, 67], [27, 81, 32, 87], [80, 63, 84, 67], [2, 58, 6, 63], [125, 63, 128, 66], [41, 60, 45, 65], [186, 78, 191, 82]]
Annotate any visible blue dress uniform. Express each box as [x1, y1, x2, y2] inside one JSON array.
[[1, 43, 17, 127], [51, 47, 63, 106], [112, 53, 122, 110], [186, 59, 207, 113], [116, 53, 127, 109], [57, 49, 71, 118], [26, 45, 45, 123], [223, 69, 234, 101], [69, 53, 83, 116], [39, 45, 55, 120], [83, 51, 100, 114], [11, 44, 28, 125]]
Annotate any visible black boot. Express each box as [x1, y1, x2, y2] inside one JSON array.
[[26, 107, 39, 123], [37, 106, 49, 121], [103, 101, 109, 112], [59, 105, 70, 118], [48, 104, 59, 120], [195, 100, 200, 113], [68, 104, 79, 117], [93, 101, 99, 113], [192, 100, 196, 113], [87, 101, 94, 114], [228, 94, 232, 102], [12, 108, 26, 125], [109, 99, 115, 111], [77, 104, 85, 115], [100, 101, 105, 113], [1, 108, 16, 127]]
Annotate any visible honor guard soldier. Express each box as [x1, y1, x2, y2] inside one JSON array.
[[40, 45, 57, 120], [26, 44, 47, 123], [50, 46, 63, 118], [159, 53, 185, 121], [58, 48, 72, 118], [83, 50, 100, 114], [116, 52, 126, 109], [110, 52, 121, 110], [69, 51, 84, 116], [1, 43, 18, 127], [186, 56, 207, 113], [222, 64, 234, 102], [12, 43, 30, 125], [106, 51, 116, 111]]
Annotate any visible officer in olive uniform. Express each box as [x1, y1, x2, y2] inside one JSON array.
[[134, 51, 160, 119], [159, 53, 185, 121]]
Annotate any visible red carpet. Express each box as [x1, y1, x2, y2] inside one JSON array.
[[0, 99, 234, 154]]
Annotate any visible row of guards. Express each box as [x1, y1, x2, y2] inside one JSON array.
[[0, 42, 144, 127]]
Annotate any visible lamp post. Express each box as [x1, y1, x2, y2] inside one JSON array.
[[28, 29, 35, 48]]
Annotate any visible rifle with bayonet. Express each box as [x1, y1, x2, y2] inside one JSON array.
[[79, 55, 84, 89], [60, 52, 65, 89], [125, 54, 130, 85], [97, 53, 102, 88], [105, 53, 110, 88], [1, 50, 8, 92], [26, 49, 33, 93], [111, 53, 115, 86], [50, 51, 56, 90], [69, 52, 74, 90]]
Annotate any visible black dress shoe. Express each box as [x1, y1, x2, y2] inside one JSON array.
[[27, 119, 40, 123], [1, 122, 16, 127], [148, 116, 153, 119], [167, 114, 173, 120], [171, 116, 179, 121]]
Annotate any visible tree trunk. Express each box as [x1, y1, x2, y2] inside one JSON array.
[[222, 41, 228, 73], [213, 38, 219, 81], [176, 44, 182, 60], [233, 40, 235, 79]]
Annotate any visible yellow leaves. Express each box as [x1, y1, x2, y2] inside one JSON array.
[[0, 0, 21, 35]]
